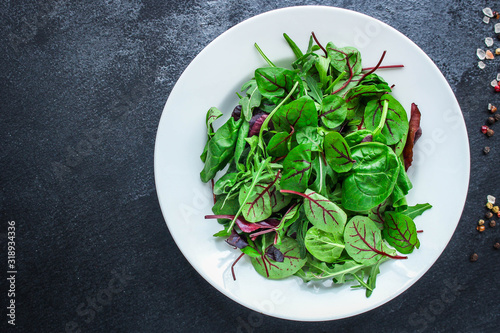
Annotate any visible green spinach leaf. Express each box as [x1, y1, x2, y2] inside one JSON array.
[[341, 142, 399, 211]]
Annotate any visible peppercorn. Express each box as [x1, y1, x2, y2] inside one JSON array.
[[494, 242, 500, 249], [484, 146, 491, 154], [486, 202, 494, 209], [487, 128, 495, 137], [486, 211, 494, 219], [497, 33, 500, 41], [482, 125, 489, 134], [470, 253, 479, 262], [477, 225, 486, 232], [495, 113, 500, 121], [493, 206, 500, 214], [490, 220, 496, 227], [479, 219, 485, 226], [487, 116, 496, 125], [492, 105, 498, 113]]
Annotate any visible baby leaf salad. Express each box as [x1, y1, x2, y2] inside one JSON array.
[[200, 32, 431, 297]]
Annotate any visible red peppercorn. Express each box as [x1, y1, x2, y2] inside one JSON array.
[[481, 125, 489, 134], [495, 85, 500, 92]]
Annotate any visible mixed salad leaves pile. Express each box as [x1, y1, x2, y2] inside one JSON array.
[[200, 32, 431, 296]]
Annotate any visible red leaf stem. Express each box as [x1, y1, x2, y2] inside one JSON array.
[[231, 253, 245, 281], [311, 31, 327, 56]]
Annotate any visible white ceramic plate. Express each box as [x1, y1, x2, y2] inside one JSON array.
[[154, 6, 469, 321]]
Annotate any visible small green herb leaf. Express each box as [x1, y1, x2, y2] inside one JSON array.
[[239, 79, 262, 121], [399, 203, 433, 219], [305, 227, 345, 263]]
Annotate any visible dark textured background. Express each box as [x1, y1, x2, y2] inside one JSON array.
[[1, 1, 499, 332]]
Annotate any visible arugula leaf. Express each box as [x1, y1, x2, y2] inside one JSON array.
[[306, 258, 365, 282], [399, 203, 433, 219], [296, 126, 323, 152], [200, 107, 223, 162], [239, 79, 262, 121], [283, 33, 304, 59]]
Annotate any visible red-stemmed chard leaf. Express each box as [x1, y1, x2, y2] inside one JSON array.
[[250, 236, 306, 279], [344, 216, 407, 265], [364, 95, 409, 145], [403, 103, 422, 170], [267, 126, 294, 158], [324, 131, 355, 173], [280, 143, 313, 193], [326, 43, 362, 95], [382, 211, 420, 254], [281, 189, 347, 236], [239, 171, 281, 223], [255, 67, 304, 104], [319, 95, 347, 129], [368, 198, 390, 230], [272, 96, 318, 132]]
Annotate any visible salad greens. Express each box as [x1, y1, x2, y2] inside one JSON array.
[[201, 32, 431, 297]]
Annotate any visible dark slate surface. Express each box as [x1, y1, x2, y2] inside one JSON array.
[[1, 1, 499, 332]]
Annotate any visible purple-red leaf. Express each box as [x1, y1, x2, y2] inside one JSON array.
[[403, 103, 421, 170], [265, 245, 284, 262], [248, 112, 268, 136], [226, 229, 248, 249]]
